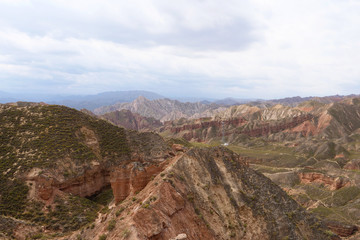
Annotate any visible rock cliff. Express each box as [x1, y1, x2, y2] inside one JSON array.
[[70, 147, 336, 240]]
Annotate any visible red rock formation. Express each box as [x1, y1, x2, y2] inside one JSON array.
[[241, 114, 313, 137], [344, 159, 360, 170], [132, 182, 215, 240], [172, 144, 185, 152], [28, 166, 110, 202], [29, 160, 169, 204], [169, 117, 246, 134], [110, 161, 169, 203], [57, 166, 110, 197], [298, 172, 351, 190], [85, 148, 335, 240], [164, 114, 314, 141], [287, 120, 317, 136], [325, 220, 358, 237]]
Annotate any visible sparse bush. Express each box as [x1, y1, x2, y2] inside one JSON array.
[[123, 229, 130, 238], [99, 234, 107, 240], [116, 207, 125, 217], [107, 219, 116, 231]]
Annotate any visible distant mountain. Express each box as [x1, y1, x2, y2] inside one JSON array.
[[52, 90, 164, 110], [94, 96, 224, 122], [213, 97, 255, 106], [0, 90, 164, 110], [248, 94, 360, 107]]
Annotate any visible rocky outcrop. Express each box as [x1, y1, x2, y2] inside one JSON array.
[[27, 156, 172, 205], [325, 220, 358, 237], [240, 114, 313, 137], [169, 233, 187, 240], [172, 144, 186, 152], [298, 172, 351, 190], [344, 159, 360, 170], [110, 160, 169, 203]]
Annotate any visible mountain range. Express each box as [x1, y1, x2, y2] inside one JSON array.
[[2, 92, 360, 239], [94, 96, 226, 122], [2, 90, 357, 112]]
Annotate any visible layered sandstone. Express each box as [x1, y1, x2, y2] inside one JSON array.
[[325, 220, 358, 237], [74, 147, 336, 240], [298, 172, 351, 190]]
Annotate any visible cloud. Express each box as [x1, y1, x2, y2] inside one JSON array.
[[0, 0, 359, 98]]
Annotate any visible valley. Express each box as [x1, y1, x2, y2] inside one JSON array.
[[0, 95, 360, 239]]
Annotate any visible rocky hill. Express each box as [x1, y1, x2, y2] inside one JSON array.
[[0, 103, 336, 239], [100, 109, 162, 132], [0, 102, 172, 239], [161, 98, 360, 143], [158, 98, 360, 238], [94, 96, 224, 122], [63, 147, 335, 240]]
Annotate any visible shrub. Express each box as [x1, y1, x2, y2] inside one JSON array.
[[107, 219, 116, 231], [99, 234, 107, 240]]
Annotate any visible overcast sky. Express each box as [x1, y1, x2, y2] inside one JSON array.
[[0, 0, 359, 99]]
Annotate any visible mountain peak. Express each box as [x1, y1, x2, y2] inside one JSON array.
[[134, 95, 150, 103]]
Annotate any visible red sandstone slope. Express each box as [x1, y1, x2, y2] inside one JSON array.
[[68, 147, 337, 240], [160, 98, 360, 143]]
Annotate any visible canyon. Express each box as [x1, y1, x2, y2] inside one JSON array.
[[0, 103, 341, 239]]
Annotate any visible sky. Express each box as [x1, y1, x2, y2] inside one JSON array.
[[0, 0, 359, 99]]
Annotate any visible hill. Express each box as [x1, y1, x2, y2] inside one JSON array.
[[159, 97, 360, 238], [100, 109, 162, 131], [0, 103, 336, 239]]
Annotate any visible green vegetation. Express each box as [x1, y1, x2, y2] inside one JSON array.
[[311, 206, 333, 218], [0, 177, 29, 217], [123, 229, 130, 238], [330, 186, 360, 206], [0, 104, 134, 230], [251, 164, 291, 174], [166, 137, 193, 148], [115, 207, 125, 217], [90, 187, 114, 206], [20, 195, 100, 232], [99, 234, 107, 240], [228, 144, 305, 168], [190, 141, 221, 148], [0, 105, 130, 178], [303, 184, 332, 201], [107, 219, 116, 231]]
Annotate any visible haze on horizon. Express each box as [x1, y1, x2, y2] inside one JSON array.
[[0, 0, 359, 99]]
